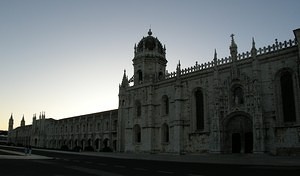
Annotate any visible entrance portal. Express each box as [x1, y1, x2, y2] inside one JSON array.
[[223, 113, 253, 153]]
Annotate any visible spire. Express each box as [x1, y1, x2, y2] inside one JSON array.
[[251, 37, 257, 57], [176, 60, 181, 77], [213, 49, 218, 68], [21, 115, 25, 127], [10, 113, 13, 120], [214, 49, 217, 61], [121, 69, 129, 88]]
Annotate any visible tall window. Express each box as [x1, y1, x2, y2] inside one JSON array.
[[97, 123, 100, 131], [195, 89, 204, 130], [161, 123, 169, 143], [137, 70, 143, 83], [162, 95, 169, 116], [280, 71, 296, 122], [136, 100, 142, 117], [113, 120, 118, 131], [133, 124, 141, 143]]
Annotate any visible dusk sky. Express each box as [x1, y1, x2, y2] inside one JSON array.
[[0, 0, 299, 130]]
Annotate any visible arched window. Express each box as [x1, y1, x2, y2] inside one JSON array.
[[133, 124, 141, 143], [161, 95, 169, 116], [161, 123, 169, 143], [158, 72, 163, 80], [135, 100, 141, 117], [280, 71, 296, 122], [195, 89, 204, 130]]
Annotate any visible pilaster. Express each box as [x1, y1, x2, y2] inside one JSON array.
[[172, 77, 184, 154]]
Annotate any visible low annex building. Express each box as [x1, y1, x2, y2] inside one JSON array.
[[8, 28, 300, 155], [8, 110, 118, 151]]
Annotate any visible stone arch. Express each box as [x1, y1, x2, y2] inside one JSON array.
[[94, 138, 100, 151], [102, 138, 112, 152], [222, 111, 253, 153]]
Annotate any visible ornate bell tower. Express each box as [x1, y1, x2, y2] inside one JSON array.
[[132, 29, 167, 85]]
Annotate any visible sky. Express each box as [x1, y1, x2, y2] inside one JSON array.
[[0, 0, 299, 130]]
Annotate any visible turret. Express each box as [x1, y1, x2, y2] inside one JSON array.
[[120, 69, 129, 88], [8, 114, 14, 144], [32, 114, 36, 127], [8, 114, 14, 131], [21, 115, 25, 127], [230, 34, 238, 61], [230, 34, 239, 79]]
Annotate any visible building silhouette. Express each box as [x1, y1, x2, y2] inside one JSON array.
[[8, 28, 300, 155]]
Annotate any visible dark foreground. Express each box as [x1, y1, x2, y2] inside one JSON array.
[[0, 147, 299, 176]]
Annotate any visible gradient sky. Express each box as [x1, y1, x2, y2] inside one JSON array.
[[0, 0, 299, 130]]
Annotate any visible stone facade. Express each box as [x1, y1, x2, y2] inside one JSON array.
[[8, 28, 300, 155], [8, 110, 118, 152], [118, 29, 300, 155]]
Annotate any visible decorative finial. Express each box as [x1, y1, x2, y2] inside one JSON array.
[[251, 37, 257, 57], [148, 28, 152, 36], [176, 60, 181, 77]]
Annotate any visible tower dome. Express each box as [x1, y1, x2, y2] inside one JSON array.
[[132, 29, 168, 85], [134, 29, 166, 59]]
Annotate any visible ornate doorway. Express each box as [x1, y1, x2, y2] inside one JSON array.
[[223, 113, 253, 153]]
